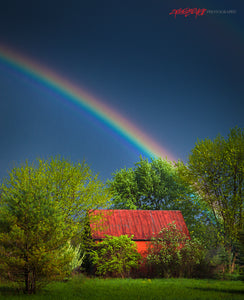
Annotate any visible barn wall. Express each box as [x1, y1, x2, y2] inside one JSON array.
[[135, 241, 149, 256]]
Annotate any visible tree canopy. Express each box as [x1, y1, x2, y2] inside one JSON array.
[[0, 157, 110, 293], [179, 127, 244, 272], [108, 157, 205, 237]]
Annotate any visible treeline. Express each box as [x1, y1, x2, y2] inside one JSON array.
[[0, 127, 243, 293]]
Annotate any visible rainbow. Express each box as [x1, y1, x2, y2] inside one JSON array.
[[0, 45, 175, 161]]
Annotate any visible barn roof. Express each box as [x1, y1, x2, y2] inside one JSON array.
[[90, 209, 190, 241]]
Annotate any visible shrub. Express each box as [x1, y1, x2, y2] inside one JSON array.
[[91, 235, 141, 278], [146, 222, 204, 278]]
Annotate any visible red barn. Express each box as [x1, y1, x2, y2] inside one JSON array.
[[90, 209, 190, 255]]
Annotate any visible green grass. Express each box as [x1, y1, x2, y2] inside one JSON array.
[[0, 276, 243, 300]]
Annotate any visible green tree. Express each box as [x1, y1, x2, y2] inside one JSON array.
[[0, 157, 110, 293], [180, 127, 244, 273], [91, 235, 141, 278], [79, 211, 97, 274], [108, 157, 206, 238]]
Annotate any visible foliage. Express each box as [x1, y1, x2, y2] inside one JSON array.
[[91, 235, 141, 278], [0, 157, 110, 294], [108, 157, 207, 239], [68, 244, 84, 272], [179, 127, 244, 272], [109, 157, 187, 210], [146, 223, 204, 278]]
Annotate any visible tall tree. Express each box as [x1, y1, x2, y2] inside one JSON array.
[[180, 127, 244, 272], [108, 157, 206, 238], [0, 157, 110, 293]]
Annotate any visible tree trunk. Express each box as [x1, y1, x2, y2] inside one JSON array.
[[24, 265, 37, 294], [228, 247, 233, 274], [31, 269, 36, 294], [24, 254, 30, 294], [231, 252, 237, 274], [24, 268, 29, 294]]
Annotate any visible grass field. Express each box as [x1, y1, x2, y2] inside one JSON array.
[[0, 276, 243, 300]]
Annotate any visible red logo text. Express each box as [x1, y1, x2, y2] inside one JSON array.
[[169, 8, 207, 18]]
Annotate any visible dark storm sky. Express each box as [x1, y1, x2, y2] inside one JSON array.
[[0, 0, 243, 181]]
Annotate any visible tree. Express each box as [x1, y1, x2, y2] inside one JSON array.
[[108, 157, 206, 238], [180, 127, 244, 273], [79, 211, 97, 274], [90, 235, 141, 278], [0, 157, 110, 293]]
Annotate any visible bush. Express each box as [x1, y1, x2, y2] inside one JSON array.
[[91, 235, 141, 278], [146, 222, 204, 278]]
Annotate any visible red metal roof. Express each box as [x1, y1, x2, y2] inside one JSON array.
[[90, 209, 190, 241]]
